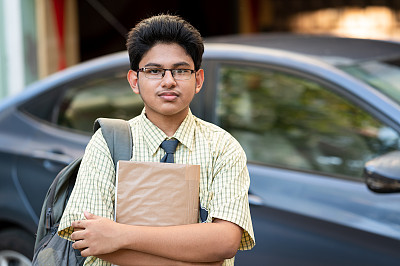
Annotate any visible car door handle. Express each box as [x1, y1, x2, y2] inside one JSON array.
[[32, 150, 73, 165]]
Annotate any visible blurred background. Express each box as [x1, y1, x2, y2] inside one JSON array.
[[1, 0, 400, 100], [2, 2, 400, 265]]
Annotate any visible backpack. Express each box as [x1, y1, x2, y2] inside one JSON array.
[[32, 118, 132, 266]]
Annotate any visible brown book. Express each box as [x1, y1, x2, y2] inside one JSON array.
[[115, 161, 200, 226]]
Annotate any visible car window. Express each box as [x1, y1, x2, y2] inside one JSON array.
[[339, 59, 400, 106], [57, 70, 143, 133], [216, 64, 400, 179]]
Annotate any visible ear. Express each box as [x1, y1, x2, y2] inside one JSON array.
[[127, 70, 140, 94], [195, 69, 204, 94]]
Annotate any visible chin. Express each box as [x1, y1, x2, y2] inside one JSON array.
[[146, 105, 189, 118], [160, 108, 187, 117]]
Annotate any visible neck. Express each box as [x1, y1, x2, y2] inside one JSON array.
[[145, 108, 189, 137]]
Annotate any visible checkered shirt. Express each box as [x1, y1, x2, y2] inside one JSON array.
[[58, 109, 255, 265]]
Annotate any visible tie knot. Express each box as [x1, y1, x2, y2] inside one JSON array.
[[160, 139, 179, 163], [160, 139, 179, 154]]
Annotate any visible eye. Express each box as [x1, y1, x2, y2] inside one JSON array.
[[174, 69, 190, 75], [146, 68, 163, 75]]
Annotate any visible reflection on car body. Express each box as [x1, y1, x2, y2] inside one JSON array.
[[0, 34, 400, 265]]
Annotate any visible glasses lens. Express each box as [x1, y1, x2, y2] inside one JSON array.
[[172, 69, 192, 80], [144, 68, 163, 79]]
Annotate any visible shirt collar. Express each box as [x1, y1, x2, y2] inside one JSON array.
[[139, 108, 196, 155], [173, 109, 195, 152]]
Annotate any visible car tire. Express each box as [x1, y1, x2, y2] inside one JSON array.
[[0, 228, 34, 266]]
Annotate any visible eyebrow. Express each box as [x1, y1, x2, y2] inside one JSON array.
[[144, 62, 192, 68]]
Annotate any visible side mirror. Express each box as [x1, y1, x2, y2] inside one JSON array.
[[364, 151, 400, 193]]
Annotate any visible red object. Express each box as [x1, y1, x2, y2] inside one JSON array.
[[52, 0, 66, 70]]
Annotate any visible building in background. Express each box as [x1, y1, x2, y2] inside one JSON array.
[[1, 0, 400, 99], [0, 0, 37, 98], [0, 0, 79, 99]]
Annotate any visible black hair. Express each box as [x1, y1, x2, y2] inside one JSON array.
[[126, 14, 204, 71]]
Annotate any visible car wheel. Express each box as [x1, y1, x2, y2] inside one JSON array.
[[0, 228, 34, 266]]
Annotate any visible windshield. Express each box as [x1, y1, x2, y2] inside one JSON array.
[[338, 59, 400, 106]]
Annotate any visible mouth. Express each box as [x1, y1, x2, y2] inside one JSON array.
[[158, 91, 179, 101]]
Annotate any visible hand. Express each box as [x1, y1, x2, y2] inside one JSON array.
[[71, 211, 124, 257]]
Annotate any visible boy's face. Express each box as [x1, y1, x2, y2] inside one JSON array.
[[127, 43, 204, 122]]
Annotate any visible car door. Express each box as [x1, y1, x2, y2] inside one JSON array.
[[14, 67, 142, 224], [203, 60, 400, 265]]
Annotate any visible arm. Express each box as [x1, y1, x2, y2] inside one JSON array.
[[99, 250, 223, 266], [71, 211, 242, 263]]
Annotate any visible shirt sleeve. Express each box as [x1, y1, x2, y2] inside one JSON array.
[[207, 133, 255, 251], [58, 129, 115, 266]]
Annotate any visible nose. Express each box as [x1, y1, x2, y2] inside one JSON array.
[[161, 70, 176, 88]]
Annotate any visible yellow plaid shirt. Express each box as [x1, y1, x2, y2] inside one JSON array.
[[58, 109, 255, 265]]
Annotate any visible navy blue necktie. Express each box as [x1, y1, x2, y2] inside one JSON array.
[[160, 139, 179, 163]]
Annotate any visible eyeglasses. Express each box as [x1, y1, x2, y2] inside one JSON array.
[[137, 68, 196, 80]]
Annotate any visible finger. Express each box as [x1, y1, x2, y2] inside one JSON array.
[[72, 219, 86, 229], [80, 250, 89, 258], [71, 231, 78, 241], [72, 239, 88, 250], [84, 211, 98, 220], [80, 248, 92, 257], [77, 248, 88, 257], [71, 230, 85, 241]]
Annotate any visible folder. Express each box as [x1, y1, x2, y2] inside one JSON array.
[[115, 161, 200, 226]]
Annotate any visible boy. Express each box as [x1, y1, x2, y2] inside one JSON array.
[[58, 14, 254, 265]]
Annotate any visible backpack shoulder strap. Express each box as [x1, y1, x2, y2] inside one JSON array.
[[33, 118, 133, 252], [93, 118, 133, 167]]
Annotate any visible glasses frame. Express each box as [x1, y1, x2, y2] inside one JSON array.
[[137, 67, 196, 80]]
